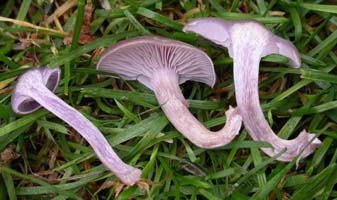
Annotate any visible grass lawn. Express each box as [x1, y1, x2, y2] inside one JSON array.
[[0, 0, 337, 199]]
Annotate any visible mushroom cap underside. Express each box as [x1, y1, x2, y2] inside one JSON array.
[[11, 67, 61, 114], [97, 36, 216, 89]]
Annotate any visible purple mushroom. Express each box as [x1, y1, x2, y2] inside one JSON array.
[[11, 67, 141, 185], [97, 36, 242, 149], [183, 18, 321, 161]]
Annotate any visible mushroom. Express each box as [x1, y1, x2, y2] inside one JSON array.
[[11, 67, 141, 185], [183, 18, 321, 161], [97, 36, 242, 149]]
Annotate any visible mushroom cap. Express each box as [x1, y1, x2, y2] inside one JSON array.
[[11, 67, 61, 114], [183, 18, 301, 68], [96, 36, 216, 89], [183, 18, 234, 56]]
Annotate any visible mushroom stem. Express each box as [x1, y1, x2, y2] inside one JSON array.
[[97, 36, 243, 149], [14, 68, 141, 185], [183, 18, 321, 161], [233, 50, 320, 161], [151, 69, 242, 148]]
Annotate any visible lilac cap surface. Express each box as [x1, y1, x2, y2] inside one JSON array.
[[183, 17, 301, 67]]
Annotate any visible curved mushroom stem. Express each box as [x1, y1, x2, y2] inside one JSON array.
[[15, 68, 141, 185], [233, 51, 321, 161], [151, 69, 242, 148], [183, 18, 321, 161], [230, 23, 321, 161]]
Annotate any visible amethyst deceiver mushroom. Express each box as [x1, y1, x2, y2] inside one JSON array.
[[11, 67, 141, 185], [183, 18, 321, 161], [97, 36, 242, 148]]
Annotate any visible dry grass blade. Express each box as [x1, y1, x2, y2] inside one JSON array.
[[46, 0, 79, 24], [0, 16, 67, 36]]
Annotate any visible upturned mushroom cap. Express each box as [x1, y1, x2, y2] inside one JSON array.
[[11, 67, 61, 114], [183, 18, 301, 67], [97, 36, 215, 89]]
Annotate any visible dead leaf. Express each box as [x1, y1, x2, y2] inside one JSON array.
[[0, 144, 20, 166], [94, 180, 115, 195], [137, 180, 152, 197], [22, 51, 40, 66], [114, 181, 126, 197], [63, 3, 97, 45]]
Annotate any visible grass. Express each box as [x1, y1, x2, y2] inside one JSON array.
[[0, 0, 337, 199]]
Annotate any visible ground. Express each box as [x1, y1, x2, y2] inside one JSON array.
[[0, 0, 337, 199]]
